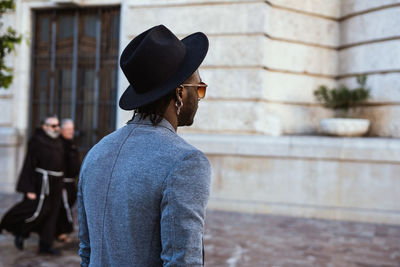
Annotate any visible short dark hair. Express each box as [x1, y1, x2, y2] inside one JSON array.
[[128, 89, 177, 126]]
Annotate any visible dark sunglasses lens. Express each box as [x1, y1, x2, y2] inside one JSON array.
[[50, 124, 59, 128]]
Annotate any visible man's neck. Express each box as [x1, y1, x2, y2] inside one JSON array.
[[163, 101, 178, 131]]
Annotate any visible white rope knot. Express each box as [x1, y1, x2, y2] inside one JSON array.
[[25, 168, 64, 223]]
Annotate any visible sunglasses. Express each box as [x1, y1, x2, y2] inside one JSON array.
[[46, 124, 60, 129], [180, 82, 207, 100]]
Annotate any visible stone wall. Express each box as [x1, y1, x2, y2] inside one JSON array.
[[0, 128, 21, 192], [117, 0, 340, 135], [339, 1, 400, 137], [117, 0, 400, 137], [1, 0, 400, 224], [0, 5, 27, 192], [183, 133, 400, 225], [116, 0, 400, 224]]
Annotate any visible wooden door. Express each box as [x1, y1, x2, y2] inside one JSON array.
[[30, 7, 120, 154]]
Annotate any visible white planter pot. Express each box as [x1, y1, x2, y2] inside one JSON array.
[[320, 118, 370, 137]]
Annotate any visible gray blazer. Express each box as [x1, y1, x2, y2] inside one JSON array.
[[78, 117, 211, 267]]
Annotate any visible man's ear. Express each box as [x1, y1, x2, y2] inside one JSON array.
[[176, 87, 184, 102]]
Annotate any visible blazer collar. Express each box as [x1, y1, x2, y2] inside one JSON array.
[[128, 114, 176, 134]]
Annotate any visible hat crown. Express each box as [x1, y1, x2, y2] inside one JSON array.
[[120, 25, 186, 93], [118, 25, 209, 110]]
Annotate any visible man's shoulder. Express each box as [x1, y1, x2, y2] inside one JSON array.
[[129, 124, 208, 166], [168, 135, 210, 171], [91, 125, 130, 149], [174, 136, 204, 156], [28, 130, 63, 151], [82, 124, 207, 167], [81, 126, 128, 164], [154, 128, 204, 156]]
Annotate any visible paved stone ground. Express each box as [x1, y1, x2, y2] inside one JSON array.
[[1, 193, 399, 267]]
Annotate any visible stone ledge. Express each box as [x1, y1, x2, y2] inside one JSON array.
[[181, 133, 400, 163], [208, 198, 400, 225]]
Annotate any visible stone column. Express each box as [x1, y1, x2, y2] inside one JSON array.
[[0, 5, 27, 193]]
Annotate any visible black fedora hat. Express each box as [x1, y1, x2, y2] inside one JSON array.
[[119, 25, 209, 110]]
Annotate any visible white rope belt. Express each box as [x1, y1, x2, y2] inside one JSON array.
[[25, 168, 64, 223], [62, 188, 73, 223], [62, 178, 75, 223]]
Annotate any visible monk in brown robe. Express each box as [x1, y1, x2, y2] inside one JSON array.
[[0, 115, 65, 255], [55, 119, 81, 243]]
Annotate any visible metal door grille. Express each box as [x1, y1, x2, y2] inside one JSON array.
[[30, 7, 120, 153]]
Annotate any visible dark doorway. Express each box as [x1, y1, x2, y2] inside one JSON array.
[[30, 7, 120, 153]]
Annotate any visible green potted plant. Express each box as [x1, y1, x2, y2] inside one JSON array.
[[314, 75, 371, 136]]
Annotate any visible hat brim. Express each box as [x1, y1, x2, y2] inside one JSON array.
[[119, 32, 209, 110]]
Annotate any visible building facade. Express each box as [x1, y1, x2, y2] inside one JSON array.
[[1, 0, 400, 224]]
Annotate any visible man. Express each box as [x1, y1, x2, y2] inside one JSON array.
[[78, 25, 211, 266], [56, 119, 81, 243], [0, 115, 65, 255]]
